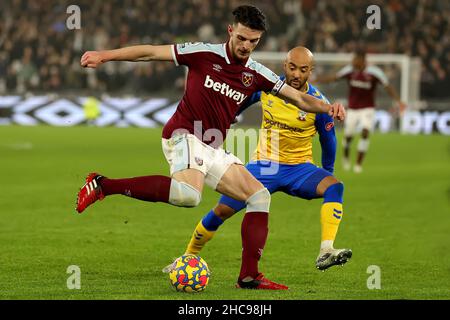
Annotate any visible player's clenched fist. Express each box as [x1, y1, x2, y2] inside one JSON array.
[[328, 102, 346, 121], [81, 51, 105, 68]]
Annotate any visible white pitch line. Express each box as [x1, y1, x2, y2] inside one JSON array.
[[2, 142, 34, 150]]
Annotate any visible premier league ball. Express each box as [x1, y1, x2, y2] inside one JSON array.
[[169, 255, 210, 292]]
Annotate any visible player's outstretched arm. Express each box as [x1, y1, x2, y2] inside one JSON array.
[[314, 74, 339, 84], [80, 45, 174, 68], [278, 84, 346, 120], [384, 84, 407, 115], [315, 114, 337, 174]]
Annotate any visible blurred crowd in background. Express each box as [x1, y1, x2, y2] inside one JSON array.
[[0, 0, 449, 101]]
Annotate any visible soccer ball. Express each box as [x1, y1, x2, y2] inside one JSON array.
[[168, 255, 210, 292]]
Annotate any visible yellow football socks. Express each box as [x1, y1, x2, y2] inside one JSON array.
[[320, 202, 343, 249], [185, 221, 215, 255]]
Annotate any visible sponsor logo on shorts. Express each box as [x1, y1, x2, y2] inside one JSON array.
[[195, 157, 203, 166], [325, 122, 334, 131]]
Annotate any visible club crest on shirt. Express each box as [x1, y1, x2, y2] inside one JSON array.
[[297, 110, 308, 121], [241, 72, 254, 87]]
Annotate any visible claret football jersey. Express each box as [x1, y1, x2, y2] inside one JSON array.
[[162, 41, 285, 147], [336, 64, 389, 110]]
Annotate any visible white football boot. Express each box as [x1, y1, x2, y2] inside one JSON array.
[[316, 248, 353, 271], [162, 257, 181, 273]]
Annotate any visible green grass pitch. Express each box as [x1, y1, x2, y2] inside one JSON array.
[[0, 125, 449, 300]]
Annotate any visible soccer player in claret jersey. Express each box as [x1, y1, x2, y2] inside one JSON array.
[[76, 5, 345, 289], [166, 47, 351, 290], [317, 49, 406, 173]]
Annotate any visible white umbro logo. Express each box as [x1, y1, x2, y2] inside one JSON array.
[[213, 64, 222, 72]]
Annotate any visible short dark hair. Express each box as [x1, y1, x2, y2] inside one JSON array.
[[354, 47, 367, 59], [232, 5, 267, 32]]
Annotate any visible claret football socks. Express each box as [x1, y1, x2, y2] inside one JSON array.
[[76, 173, 171, 213]]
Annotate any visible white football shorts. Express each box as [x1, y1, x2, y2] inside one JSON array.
[[162, 133, 243, 189], [344, 107, 376, 136]]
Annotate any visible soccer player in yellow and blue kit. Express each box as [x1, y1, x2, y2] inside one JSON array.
[[166, 47, 351, 290]]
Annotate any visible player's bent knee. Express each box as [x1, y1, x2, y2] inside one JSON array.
[[245, 188, 271, 213], [169, 180, 202, 207], [323, 182, 344, 203]]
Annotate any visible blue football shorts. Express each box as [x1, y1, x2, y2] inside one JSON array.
[[219, 161, 332, 212]]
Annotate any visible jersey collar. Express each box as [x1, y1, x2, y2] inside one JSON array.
[[225, 41, 250, 66]]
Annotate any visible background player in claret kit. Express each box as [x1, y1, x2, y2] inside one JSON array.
[[166, 46, 351, 290], [317, 49, 406, 173], [76, 5, 345, 288]]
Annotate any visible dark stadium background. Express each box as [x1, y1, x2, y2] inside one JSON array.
[[0, 0, 449, 302], [0, 0, 449, 107]]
